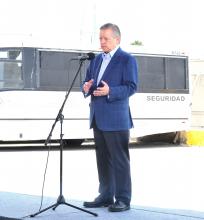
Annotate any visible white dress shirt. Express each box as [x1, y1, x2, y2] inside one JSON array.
[[97, 46, 119, 85]]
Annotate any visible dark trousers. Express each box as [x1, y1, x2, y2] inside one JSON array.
[[93, 124, 132, 205]]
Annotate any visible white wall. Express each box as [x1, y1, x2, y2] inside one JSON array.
[[190, 59, 204, 128]]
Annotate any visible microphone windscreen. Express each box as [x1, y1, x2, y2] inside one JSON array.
[[87, 52, 95, 60]]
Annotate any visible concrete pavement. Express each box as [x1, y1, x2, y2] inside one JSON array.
[[1, 144, 204, 219]]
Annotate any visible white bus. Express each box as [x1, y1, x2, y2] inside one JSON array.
[[0, 47, 190, 145]]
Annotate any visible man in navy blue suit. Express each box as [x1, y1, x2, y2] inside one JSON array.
[[82, 23, 138, 212]]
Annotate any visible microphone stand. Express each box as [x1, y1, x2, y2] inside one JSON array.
[[29, 59, 98, 217]]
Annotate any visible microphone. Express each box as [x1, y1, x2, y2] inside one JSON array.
[[71, 52, 95, 61]]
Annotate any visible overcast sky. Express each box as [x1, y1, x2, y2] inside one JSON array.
[[0, 0, 203, 58]]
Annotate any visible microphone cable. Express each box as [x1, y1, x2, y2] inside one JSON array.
[[38, 141, 52, 212], [21, 141, 52, 219]]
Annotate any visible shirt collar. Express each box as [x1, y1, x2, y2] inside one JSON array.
[[102, 45, 120, 59]]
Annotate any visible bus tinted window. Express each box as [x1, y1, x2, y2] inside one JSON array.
[[39, 51, 87, 91], [136, 55, 188, 93], [0, 62, 23, 89], [0, 49, 23, 89], [166, 58, 187, 90], [137, 56, 165, 90], [0, 47, 188, 93]]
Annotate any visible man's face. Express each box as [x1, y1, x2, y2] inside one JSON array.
[[99, 28, 120, 53]]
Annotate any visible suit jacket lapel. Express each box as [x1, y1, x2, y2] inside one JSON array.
[[100, 48, 121, 81], [93, 55, 103, 87]]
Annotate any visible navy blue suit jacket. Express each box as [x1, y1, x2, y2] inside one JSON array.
[[84, 48, 138, 131]]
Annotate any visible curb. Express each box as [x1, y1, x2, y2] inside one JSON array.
[[186, 130, 204, 146]]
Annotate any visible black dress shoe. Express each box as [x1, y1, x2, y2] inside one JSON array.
[[83, 198, 114, 208], [108, 200, 130, 212]]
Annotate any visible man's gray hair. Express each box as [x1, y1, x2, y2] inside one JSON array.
[[100, 23, 121, 38]]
